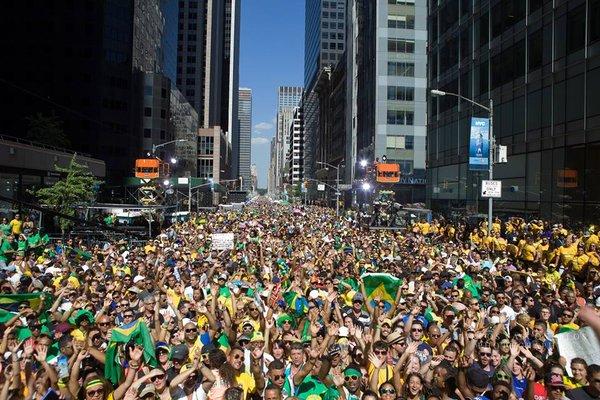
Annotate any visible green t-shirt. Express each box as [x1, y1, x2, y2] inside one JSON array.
[[0, 239, 14, 262], [0, 224, 10, 236]]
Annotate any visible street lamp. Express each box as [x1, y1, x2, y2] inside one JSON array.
[[170, 157, 177, 164], [163, 179, 170, 186], [152, 139, 190, 156], [431, 89, 494, 235], [361, 182, 371, 191], [317, 160, 344, 216], [359, 159, 368, 168]]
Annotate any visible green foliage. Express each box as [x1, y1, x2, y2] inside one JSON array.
[[25, 112, 71, 148], [34, 155, 101, 234]]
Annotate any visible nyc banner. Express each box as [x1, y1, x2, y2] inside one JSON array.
[[469, 117, 490, 171]]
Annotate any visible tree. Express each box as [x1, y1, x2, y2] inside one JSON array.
[[25, 112, 71, 148], [34, 155, 101, 234]]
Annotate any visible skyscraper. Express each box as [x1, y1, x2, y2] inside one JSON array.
[[275, 86, 303, 191], [345, 0, 427, 204], [238, 88, 252, 191], [176, 0, 241, 179], [287, 105, 304, 185], [303, 0, 346, 181]]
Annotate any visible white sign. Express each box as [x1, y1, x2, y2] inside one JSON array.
[[556, 327, 600, 375], [211, 233, 234, 250], [338, 184, 352, 191], [481, 180, 502, 198], [317, 184, 325, 191], [178, 177, 189, 185]]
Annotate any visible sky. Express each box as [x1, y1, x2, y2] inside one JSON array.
[[240, 0, 305, 189]]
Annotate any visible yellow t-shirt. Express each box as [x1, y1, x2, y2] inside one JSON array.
[[558, 244, 578, 266], [585, 234, 599, 251], [521, 244, 537, 262], [571, 254, 589, 272], [9, 219, 21, 235], [368, 364, 395, 389]]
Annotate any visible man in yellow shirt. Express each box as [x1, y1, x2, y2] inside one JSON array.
[[9, 213, 22, 236]]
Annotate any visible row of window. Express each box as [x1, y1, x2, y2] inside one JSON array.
[[386, 135, 415, 150], [387, 86, 415, 101], [322, 32, 344, 40], [143, 128, 167, 139], [322, 42, 344, 50], [387, 110, 414, 125], [388, 39, 415, 53], [323, 1, 343, 9], [388, 0, 415, 4], [388, 15, 415, 30], [322, 21, 344, 30], [143, 108, 167, 119], [387, 61, 415, 77], [322, 11, 344, 19]]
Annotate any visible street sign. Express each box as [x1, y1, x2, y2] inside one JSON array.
[[317, 184, 325, 191], [178, 177, 189, 185], [481, 180, 502, 198], [338, 184, 352, 191]]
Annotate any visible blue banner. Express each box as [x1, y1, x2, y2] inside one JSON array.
[[469, 117, 490, 171]]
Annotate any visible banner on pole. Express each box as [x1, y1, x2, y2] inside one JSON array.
[[469, 117, 490, 171]]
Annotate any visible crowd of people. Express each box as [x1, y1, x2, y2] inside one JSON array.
[[0, 203, 598, 400]]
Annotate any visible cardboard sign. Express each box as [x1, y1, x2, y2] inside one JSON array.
[[556, 327, 600, 375], [211, 233, 234, 250]]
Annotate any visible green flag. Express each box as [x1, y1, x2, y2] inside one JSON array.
[[0, 309, 17, 324], [361, 273, 402, 303], [104, 319, 157, 384]]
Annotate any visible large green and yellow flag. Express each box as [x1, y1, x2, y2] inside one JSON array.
[[104, 319, 157, 384], [0, 292, 53, 313], [361, 273, 402, 303]]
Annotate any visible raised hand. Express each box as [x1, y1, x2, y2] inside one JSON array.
[[510, 342, 520, 357], [406, 341, 420, 354], [34, 344, 48, 362], [129, 346, 144, 363], [368, 352, 383, 369], [23, 338, 35, 358]]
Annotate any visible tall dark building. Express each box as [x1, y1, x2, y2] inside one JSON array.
[[303, 0, 346, 181], [176, 0, 240, 179], [428, 0, 600, 221], [0, 1, 136, 179]]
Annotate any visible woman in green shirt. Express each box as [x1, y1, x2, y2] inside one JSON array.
[[0, 218, 11, 237]]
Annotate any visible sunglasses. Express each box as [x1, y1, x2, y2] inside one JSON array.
[[98, 322, 110, 326], [479, 352, 491, 357], [86, 388, 104, 397], [123, 314, 134, 318], [412, 328, 423, 332], [150, 374, 165, 382], [380, 388, 396, 395], [185, 328, 197, 333], [272, 374, 285, 380], [374, 350, 387, 355], [232, 353, 243, 360], [345, 375, 359, 381]]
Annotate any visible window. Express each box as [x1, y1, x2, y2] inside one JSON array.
[[528, 29, 542, 71], [198, 136, 214, 155], [387, 86, 415, 101], [322, 32, 328, 38], [160, 109, 166, 119], [161, 88, 167, 99], [388, 15, 415, 29], [143, 128, 151, 138], [322, 42, 328, 49], [323, 11, 329, 18], [387, 61, 415, 76], [188, 23, 197, 30], [388, 39, 415, 53], [567, 5, 585, 54], [405, 135, 414, 149], [388, 0, 415, 4], [591, 0, 600, 43], [322, 21, 329, 29], [144, 85, 152, 96], [338, 23, 343, 29], [160, 130, 166, 140], [387, 110, 414, 125], [337, 42, 343, 50], [144, 107, 151, 117]]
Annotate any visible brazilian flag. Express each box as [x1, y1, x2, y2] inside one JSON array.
[[104, 319, 157, 384], [0, 293, 53, 313], [282, 291, 308, 316], [361, 273, 402, 303]]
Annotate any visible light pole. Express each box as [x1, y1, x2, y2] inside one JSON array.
[[151, 138, 190, 156], [317, 160, 344, 216], [431, 89, 494, 235]]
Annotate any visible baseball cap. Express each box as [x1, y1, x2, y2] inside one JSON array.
[[133, 275, 145, 284], [171, 344, 189, 361], [353, 292, 364, 303], [386, 331, 405, 346]]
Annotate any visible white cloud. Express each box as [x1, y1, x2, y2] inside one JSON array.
[[251, 137, 270, 145], [254, 121, 273, 131]]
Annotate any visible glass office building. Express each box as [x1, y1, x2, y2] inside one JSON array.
[[427, 0, 600, 222]]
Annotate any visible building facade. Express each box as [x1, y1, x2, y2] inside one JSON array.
[[287, 106, 305, 185], [274, 86, 303, 192], [170, 87, 199, 177], [427, 0, 600, 222], [176, 0, 240, 180], [304, 0, 347, 182], [238, 88, 252, 191], [345, 0, 427, 204]]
